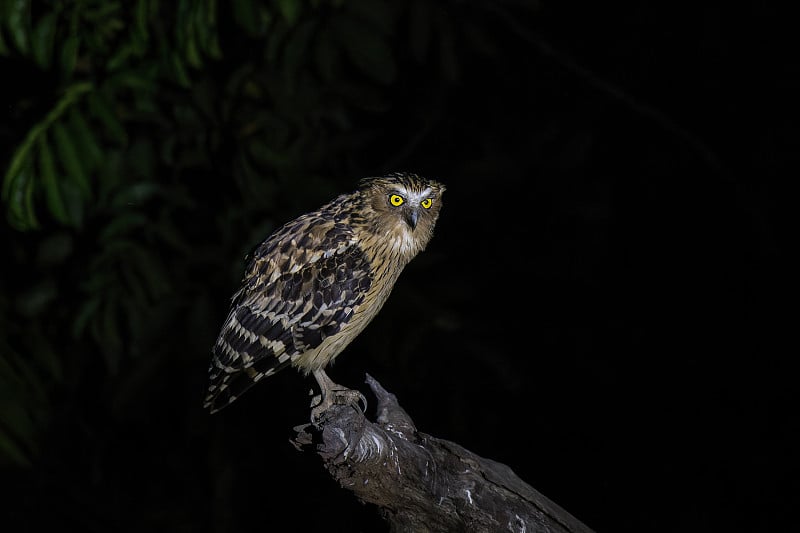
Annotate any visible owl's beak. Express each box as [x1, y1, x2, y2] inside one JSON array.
[[404, 209, 419, 230]]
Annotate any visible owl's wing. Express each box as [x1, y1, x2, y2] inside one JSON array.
[[204, 217, 373, 413]]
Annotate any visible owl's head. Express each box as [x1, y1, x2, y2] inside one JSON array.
[[358, 172, 445, 258]]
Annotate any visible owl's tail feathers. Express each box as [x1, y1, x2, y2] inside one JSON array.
[[204, 357, 292, 414]]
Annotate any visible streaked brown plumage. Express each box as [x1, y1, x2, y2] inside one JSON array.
[[204, 172, 445, 420]]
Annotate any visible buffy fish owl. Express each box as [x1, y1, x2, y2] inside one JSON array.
[[204, 172, 445, 421]]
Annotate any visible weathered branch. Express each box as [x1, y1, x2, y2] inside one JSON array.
[[292, 375, 596, 533]]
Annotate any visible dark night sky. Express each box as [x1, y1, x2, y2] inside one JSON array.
[[2, 1, 796, 532], [223, 3, 795, 530], [438, 4, 795, 532]]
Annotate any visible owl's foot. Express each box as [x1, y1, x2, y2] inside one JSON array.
[[310, 368, 368, 424], [310, 387, 368, 425]]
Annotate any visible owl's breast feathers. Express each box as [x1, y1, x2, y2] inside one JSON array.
[[204, 206, 375, 413]]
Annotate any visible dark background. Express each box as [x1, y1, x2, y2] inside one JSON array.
[[0, 1, 794, 532]]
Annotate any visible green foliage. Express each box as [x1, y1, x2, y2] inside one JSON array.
[[0, 0, 539, 467]]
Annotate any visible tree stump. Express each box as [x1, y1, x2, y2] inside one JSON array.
[[292, 374, 596, 533]]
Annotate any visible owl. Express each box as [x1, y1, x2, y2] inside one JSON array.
[[204, 172, 445, 421]]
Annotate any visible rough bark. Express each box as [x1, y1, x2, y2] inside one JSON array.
[[292, 375, 596, 533]]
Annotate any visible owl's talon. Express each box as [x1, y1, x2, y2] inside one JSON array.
[[332, 388, 368, 414], [309, 388, 368, 426], [353, 390, 368, 414]]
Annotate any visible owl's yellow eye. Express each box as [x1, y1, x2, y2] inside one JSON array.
[[389, 194, 404, 207], [420, 198, 433, 209]]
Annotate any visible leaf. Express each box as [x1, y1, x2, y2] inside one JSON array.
[[84, 1, 122, 22], [68, 106, 104, 169], [2, 136, 33, 204], [130, 247, 171, 300], [179, 0, 203, 68], [3, 82, 91, 200], [60, 180, 85, 228], [52, 121, 90, 199], [109, 182, 162, 208], [81, 260, 117, 292], [232, 0, 271, 38], [246, 138, 290, 169], [127, 139, 158, 182], [5, 0, 31, 54], [277, 0, 300, 26], [72, 296, 102, 339], [265, 17, 288, 64], [200, 0, 222, 58], [119, 261, 149, 309], [88, 90, 127, 145], [282, 19, 317, 88], [35, 231, 73, 267], [345, 0, 395, 36], [37, 135, 69, 224], [4, 158, 38, 230], [176, 0, 188, 44], [170, 52, 191, 87], [60, 34, 79, 76], [107, 42, 134, 71], [99, 212, 147, 241], [0, 429, 31, 466], [31, 11, 56, 69], [15, 279, 58, 318], [332, 15, 396, 84], [134, 0, 150, 46], [0, 399, 36, 446], [32, 336, 62, 383], [153, 216, 193, 254], [3, 82, 93, 228]]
